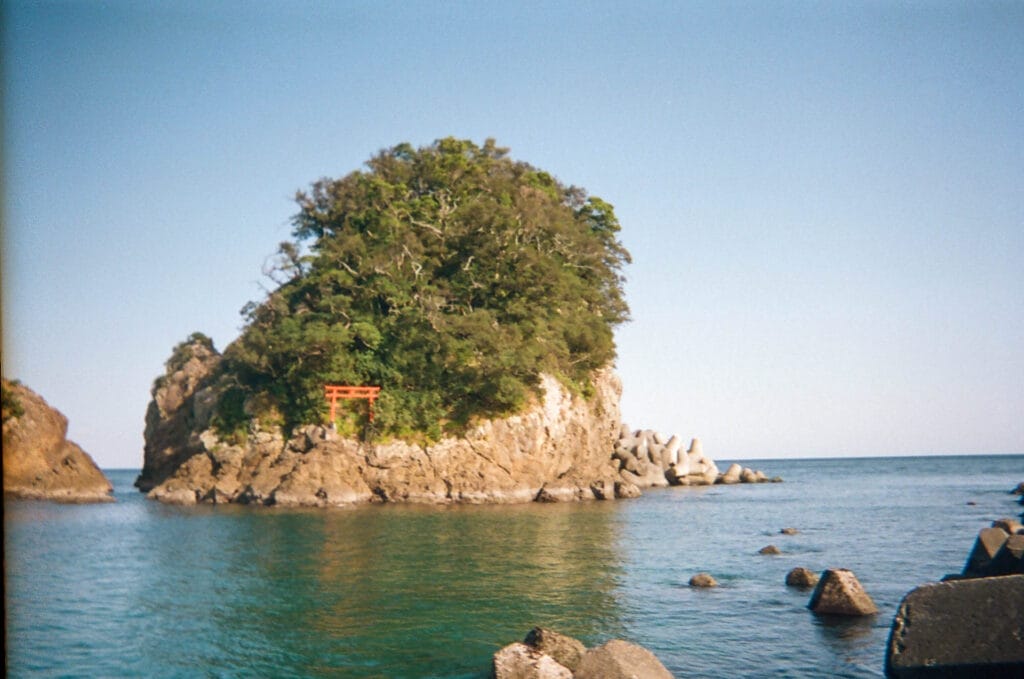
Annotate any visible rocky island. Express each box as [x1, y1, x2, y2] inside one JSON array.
[[136, 138, 774, 506], [2, 378, 113, 503]]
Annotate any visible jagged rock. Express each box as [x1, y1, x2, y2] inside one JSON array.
[[785, 567, 819, 588], [523, 628, 585, 673], [2, 379, 113, 503], [140, 338, 624, 506], [759, 544, 781, 555], [808, 569, 878, 616], [492, 642, 571, 679], [885, 574, 1024, 678], [963, 527, 1011, 577], [575, 640, 673, 679], [689, 572, 718, 588]]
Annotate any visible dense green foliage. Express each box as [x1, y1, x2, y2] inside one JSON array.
[[221, 138, 630, 439]]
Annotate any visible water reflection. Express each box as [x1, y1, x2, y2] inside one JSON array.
[[162, 501, 628, 677]]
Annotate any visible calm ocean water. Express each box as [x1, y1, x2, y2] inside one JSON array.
[[5, 455, 1022, 678]]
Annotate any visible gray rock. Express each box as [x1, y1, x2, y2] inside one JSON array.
[[785, 567, 819, 588], [885, 574, 1024, 678], [808, 568, 878, 616], [492, 642, 572, 679], [963, 527, 1010, 577], [523, 628, 586, 673], [689, 572, 718, 587], [575, 639, 673, 679], [988, 533, 1024, 575]]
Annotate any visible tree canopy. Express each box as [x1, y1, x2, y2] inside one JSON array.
[[219, 137, 631, 440]]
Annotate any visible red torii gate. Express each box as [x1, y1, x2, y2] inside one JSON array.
[[324, 385, 382, 425]]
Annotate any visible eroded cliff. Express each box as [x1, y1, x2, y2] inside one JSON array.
[[2, 378, 113, 503]]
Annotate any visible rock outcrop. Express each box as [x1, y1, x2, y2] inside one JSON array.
[[688, 572, 718, 588], [885, 574, 1024, 678], [138, 338, 626, 506], [2, 378, 113, 503], [807, 568, 878, 616]]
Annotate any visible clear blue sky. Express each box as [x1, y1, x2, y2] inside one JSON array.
[[3, 1, 1022, 469]]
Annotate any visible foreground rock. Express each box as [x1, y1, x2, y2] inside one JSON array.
[[493, 643, 572, 679], [523, 628, 585, 673], [2, 379, 113, 503], [808, 568, 878, 616], [885, 574, 1024, 678], [138, 338, 626, 506], [494, 630, 673, 679], [576, 640, 674, 679]]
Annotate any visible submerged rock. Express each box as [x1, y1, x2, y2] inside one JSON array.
[[885, 574, 1024, 678], [780, 527, 800, 535], [689, 572, 718, 588], [759, 544, 782, 555], [808, 569, 878, 616], [2, 379, 113, 503]]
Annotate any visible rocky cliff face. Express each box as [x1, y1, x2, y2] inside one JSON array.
[[2, 379, 113, 503], [137, 339, 626, 506]]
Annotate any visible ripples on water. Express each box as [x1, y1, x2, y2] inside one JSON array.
[[5, 455, 1022, 677]]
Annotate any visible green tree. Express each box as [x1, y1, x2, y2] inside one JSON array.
[[222, 138, 630, 438]]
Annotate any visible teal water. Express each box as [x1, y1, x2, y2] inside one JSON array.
[[5, 455, 1022, 677]]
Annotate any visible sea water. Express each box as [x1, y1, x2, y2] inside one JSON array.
[[5, 455, 1022, 678]]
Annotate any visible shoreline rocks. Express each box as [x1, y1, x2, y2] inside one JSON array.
[[611, 428, 780, 490], [2, 378, 113, 503]]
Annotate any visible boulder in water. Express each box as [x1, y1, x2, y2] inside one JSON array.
[[759, 544, 781, 555], [689, 572, 718, 588], [523, 628, 585, 673], [575, 639, 673, 679], [808, 568, 878, 616], [785, 567, 819, 588], [780, 527, 800, 535], [719, 463, 742, 484]]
